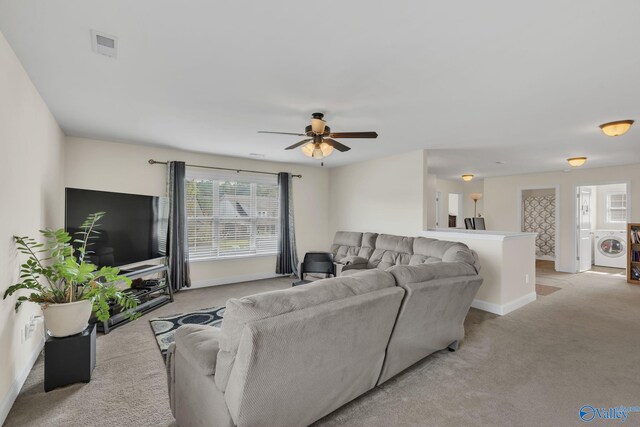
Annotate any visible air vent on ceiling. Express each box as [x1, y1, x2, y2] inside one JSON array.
[[91, 30, 118, 58]]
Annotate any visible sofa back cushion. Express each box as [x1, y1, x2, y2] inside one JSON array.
[[215, 269, 396, 392], [357, 232, 378, 259], [410, 237, 480, 271], [368, 234, 415, 270], [224, 285, 404, 426], [330, 231, 363, 262]]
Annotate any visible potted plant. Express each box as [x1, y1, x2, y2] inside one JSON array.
[[3, 212, 139, 337]]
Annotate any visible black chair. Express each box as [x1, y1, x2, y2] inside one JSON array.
[[473, 217, 486, 230], [464, 218, 474, 230], [293, 252, 336, 287]]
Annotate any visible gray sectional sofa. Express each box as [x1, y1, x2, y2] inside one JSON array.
[[167, 232, 483, 427], [331, 231, 481, 275]]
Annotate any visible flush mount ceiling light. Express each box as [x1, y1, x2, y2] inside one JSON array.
[[567, 157, 587, 167], [461, 174, 474, 181], [599, 120, 634, 137]]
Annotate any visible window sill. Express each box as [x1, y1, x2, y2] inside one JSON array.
[[189, 253, 278, 263]]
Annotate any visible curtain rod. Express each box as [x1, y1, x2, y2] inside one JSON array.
[[148, 159, 302, 178]]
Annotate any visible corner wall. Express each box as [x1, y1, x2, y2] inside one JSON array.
[[328, 150, 428, 237], [64, 137, 332, 287], [0, 32, 65, 423]]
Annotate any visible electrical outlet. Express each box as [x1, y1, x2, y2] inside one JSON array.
[[22, 315, 40, 343], [525, 274, 530, 284]]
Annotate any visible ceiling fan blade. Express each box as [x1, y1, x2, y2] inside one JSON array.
[[323, 138, 351, 152], [328, 131, 378, 139], [285, 139, 312, 150], [258, 131, 307, 136]]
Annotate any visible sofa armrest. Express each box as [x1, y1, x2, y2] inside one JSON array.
[[338, 255, 369, 266], [174, 324, 222, 376], [335, 261, 369, 276]]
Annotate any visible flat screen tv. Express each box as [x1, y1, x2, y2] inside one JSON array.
[[65, 188, 168, 268]]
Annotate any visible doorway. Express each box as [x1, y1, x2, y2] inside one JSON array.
[[575, 183, 629, 273], [518, 186, 560, 271]]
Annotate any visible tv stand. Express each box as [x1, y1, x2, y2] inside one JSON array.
[[96, 263, 173, 334]]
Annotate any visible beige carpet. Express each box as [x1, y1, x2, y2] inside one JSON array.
[[5, 269, 640, 427]]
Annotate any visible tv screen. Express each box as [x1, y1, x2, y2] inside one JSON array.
[[65, 188, 168, 268]]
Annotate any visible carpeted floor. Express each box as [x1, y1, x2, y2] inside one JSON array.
[[5, 267, 640, 427]]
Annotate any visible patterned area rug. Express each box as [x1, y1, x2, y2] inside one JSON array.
[[149, 306, 225, 360]]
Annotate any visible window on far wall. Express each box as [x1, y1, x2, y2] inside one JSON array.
[[606, 192, 627, 223], [185, 169, 279, 261]]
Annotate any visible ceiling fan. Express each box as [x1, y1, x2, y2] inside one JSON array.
[[258, 112, 378, 160]]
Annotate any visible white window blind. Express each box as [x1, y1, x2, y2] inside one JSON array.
[[185, 169, 279, 260], [606, 192, 627, 223]]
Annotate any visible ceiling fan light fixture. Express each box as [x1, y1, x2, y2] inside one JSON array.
[[311, 118, 326, 134], [301, 142, 333, 160], [461, 174, 474, 182], [567, 157, 587, 167], [599, 120, 633, 137]]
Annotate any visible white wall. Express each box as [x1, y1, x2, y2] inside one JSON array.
[[65, 137, 332, 287], [483, 165, 639, 272], [328, 150, 427, 237], [0, 32, 65, 422]]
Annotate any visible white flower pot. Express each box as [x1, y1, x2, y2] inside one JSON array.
[[42, 300, 93, 338]]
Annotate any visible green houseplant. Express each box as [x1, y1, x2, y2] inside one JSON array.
[[3, 212, 139, 337]]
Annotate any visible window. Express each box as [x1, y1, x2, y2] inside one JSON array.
[[185, 169, 279, 260], [606, 192, 627, 223]]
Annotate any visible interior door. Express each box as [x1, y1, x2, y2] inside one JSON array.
[[577, 187, 592, 272]]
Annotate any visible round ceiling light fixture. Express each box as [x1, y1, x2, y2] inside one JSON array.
[[567, 157, 587, 167], [461, 174, 474, 181], [599, 120, 634, 137]]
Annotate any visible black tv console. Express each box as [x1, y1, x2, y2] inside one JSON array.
[[95, 262, 173, 334]]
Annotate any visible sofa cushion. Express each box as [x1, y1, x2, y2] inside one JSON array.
[[175, 324, 221, 376], [331, 231, 364, 262], [357, 232, 378, 259], [215, 269, 396, 391], [388, 262, 479, 285], [368, 234, 415, 270], [410, 237, 479, 271]]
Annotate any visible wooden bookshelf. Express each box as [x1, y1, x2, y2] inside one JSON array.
[[628, 223, 640, 284]]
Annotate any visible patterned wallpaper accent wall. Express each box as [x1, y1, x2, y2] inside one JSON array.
[[523, 195, 556, 257]]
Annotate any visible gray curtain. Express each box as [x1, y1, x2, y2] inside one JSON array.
[[167, 161, 191, 291], [276, 172, 299, 277]]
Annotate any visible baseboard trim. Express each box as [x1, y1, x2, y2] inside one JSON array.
[[188, 272, 287, 289], [472, 292, 537, 316], [0, 337, 44, 425]]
